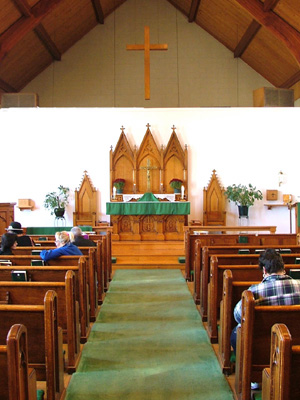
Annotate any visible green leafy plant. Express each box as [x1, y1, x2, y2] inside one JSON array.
[[169, 178, 183, 190], [44, 185, 70, 215], [113, 178, 125, 190], [224, 184, 263, 207]]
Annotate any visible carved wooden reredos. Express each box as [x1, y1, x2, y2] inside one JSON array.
[[110, 124, 188, 196], [203, 169, 226, 226], [73, 171, 97, 226]]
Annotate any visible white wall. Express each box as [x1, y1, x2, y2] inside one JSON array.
[[1, 107, 299, 233], [22, 0, 271, 108]]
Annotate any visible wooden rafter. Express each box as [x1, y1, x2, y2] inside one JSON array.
[[91, 0, 104, 24], [0, 78, 17, 93], [234, 0, 300, 65], [0, 0, 64, 62], [280, 71, 300, 89], [263, 0, 280, 12], [234, 20, 261, 58], [234, 0, 283, 59], [34, 24, 61, 60], [188, 0, 201, 23]]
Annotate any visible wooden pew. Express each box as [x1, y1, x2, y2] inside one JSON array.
[[234, 290, 300, 400], [262, 323, 300, 400], [0, 255, 91, 342], [194, 244, 300, 306], [0, 324, 37, 400], [10, 248, 99, 323], [0, 271, 81, 373], [217, 270, 260, 374], [0, 290, 65, 400], [206, 257, 300, 344], [200, 251, 300, 321], [185, 231, 298, 281]]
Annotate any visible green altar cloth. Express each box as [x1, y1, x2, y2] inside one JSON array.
[[26, 226, 93, 235], [106, 201, 190, 215]]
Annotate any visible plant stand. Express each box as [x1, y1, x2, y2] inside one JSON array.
[[54, 215, 66, 227]]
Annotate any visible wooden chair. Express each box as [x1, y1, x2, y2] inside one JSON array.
[[0, 324, 37, 400], [234, 290, 300, 400], [203, 169, 226, 226], [73, 170, 97, 227], [262, 323, 300, 400]]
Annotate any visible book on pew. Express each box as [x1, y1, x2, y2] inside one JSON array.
[[31, 250, 42, 256], [238, 249, 250, 254], [38, 237, 48, 241], [31, 260, 44, 266], [0, 260, 12, 266], [296, 258, 300, 265], [11, 270, 28, 281], [279, 248, 292, 254], [289, 269, 300, 279]]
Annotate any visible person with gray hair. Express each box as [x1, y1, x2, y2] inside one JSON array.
[[70, 226, 96, 247]]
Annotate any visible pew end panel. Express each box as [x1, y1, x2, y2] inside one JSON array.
[[0, 323, 38, 400]]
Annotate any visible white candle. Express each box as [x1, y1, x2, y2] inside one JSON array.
[[133, 183, 136, 193], [181, 185, 184, 199], [113, 186, 116, 199]]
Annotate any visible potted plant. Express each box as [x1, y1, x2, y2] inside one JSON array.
[[113, 178, 125, 194], [224, 183, 263, 217], [44, 185, 70, 216], [169, 178, 183, 193]]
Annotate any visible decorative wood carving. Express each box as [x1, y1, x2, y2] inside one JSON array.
[[73, 171, 97, 227], [203, 170, 226, 226], [110, 124, 188, 196]]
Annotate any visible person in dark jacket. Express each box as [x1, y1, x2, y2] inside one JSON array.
[[0, 232, 18, 255], [70, 226, 96, 247], [40, 231, 83, 262], [6, 221, 33, 246]]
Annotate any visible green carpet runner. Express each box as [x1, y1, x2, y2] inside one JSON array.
[[65, 269, 233, 399]]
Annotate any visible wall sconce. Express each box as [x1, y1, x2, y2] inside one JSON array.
[[278, 171, 287, 187]]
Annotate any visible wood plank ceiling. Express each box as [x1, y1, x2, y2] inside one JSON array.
[[1, 0, 300, 99]]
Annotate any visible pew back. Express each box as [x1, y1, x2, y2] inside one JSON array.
[[235, 290, 300, 400]]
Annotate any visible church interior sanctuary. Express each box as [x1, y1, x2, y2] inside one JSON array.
[[1, 0, 300, 399]]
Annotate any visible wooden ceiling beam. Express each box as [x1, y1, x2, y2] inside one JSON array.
[[263, 0, 280, 12], [0, 0, 63, 62], [0, 78, 17, 93], [280, 71, 300, 89], [234, 20, 261, 58], [234, 0, 300, 65], [188, 0, 201, 23], [12, 0, 61, 60], [34, 24, 61, 60], [91, 0, 104, 24]]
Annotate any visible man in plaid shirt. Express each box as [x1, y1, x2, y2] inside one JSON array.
[[231, 248, 300, 354]]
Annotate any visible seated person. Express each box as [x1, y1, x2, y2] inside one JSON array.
[[231, 248, 300, 354], [0, 232, 17, 255], [6, 221, 34, 246], [70, 226, 96, 247], [40, 231, 83, 262]]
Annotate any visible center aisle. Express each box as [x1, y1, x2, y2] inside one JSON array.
[[65, 269, 233, 399]]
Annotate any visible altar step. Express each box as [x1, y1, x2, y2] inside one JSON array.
[[111, 240, 185, 269]]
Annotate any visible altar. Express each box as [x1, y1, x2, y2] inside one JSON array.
[[107, 193, 190, 240], [108, 125, 189, 241]]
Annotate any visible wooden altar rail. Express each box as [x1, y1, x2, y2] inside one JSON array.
[[184, 225, 277, 233]]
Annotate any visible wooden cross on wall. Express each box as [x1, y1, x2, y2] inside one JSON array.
[[126, 26, 168, 100]]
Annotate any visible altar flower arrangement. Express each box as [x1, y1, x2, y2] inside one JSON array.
[[113, 178, 125, 190], [169, 178, 183, 190]]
